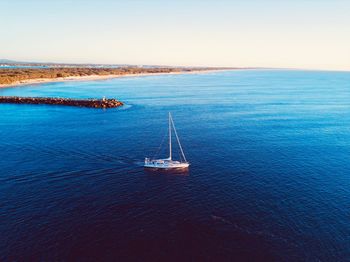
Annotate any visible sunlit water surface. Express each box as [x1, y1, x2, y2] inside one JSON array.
[[1, 70, 350, 260]]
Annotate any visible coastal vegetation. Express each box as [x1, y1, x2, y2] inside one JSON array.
[[0, 66, 210, 85]]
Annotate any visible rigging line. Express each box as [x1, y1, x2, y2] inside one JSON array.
[[152, 126, 167, 159], [177, 149, 183, 162], [169, 112, 172, 160], [170, 114, 187, 162]]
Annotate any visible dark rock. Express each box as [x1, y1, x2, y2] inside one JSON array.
[[0, 96, 124, 108]]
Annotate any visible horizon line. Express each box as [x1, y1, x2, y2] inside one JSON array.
[[0, 58, 349, 73]]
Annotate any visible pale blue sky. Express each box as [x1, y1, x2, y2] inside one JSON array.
[[0, 0, 349, 70]]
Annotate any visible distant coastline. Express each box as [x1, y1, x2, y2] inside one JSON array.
[[0, 67, 235, 89]]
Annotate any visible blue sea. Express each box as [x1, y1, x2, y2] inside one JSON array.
[[1, 70, 350, 261]]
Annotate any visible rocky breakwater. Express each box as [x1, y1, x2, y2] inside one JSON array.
[[0, 96, 123, 108]]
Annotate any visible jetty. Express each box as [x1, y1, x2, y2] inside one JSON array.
[[0, 96, 123, 108]]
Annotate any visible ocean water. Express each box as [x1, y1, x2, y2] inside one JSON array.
[[1, 70, 350, 261], [0, 65, 48, 69]]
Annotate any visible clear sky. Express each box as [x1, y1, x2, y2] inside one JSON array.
[[0, 0, 349, 70]]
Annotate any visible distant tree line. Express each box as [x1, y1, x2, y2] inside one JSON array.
[[0, 67, 210, 85]]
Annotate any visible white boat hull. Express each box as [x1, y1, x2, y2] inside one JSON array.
[[144, 159, 189, 169]]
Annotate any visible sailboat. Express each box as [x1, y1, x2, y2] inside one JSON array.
[[144, 113, 190, 169]]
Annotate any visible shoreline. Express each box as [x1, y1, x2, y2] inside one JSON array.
[[0, 69, 232, 89]]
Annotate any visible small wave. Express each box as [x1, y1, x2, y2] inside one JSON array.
[[210, 214, 300, 249]]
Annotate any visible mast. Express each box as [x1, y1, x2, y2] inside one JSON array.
[[170, 113, 187, 162], [169, 112, 172, 160]]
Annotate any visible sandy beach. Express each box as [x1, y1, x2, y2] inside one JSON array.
[[0, 69, 230, 89]]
